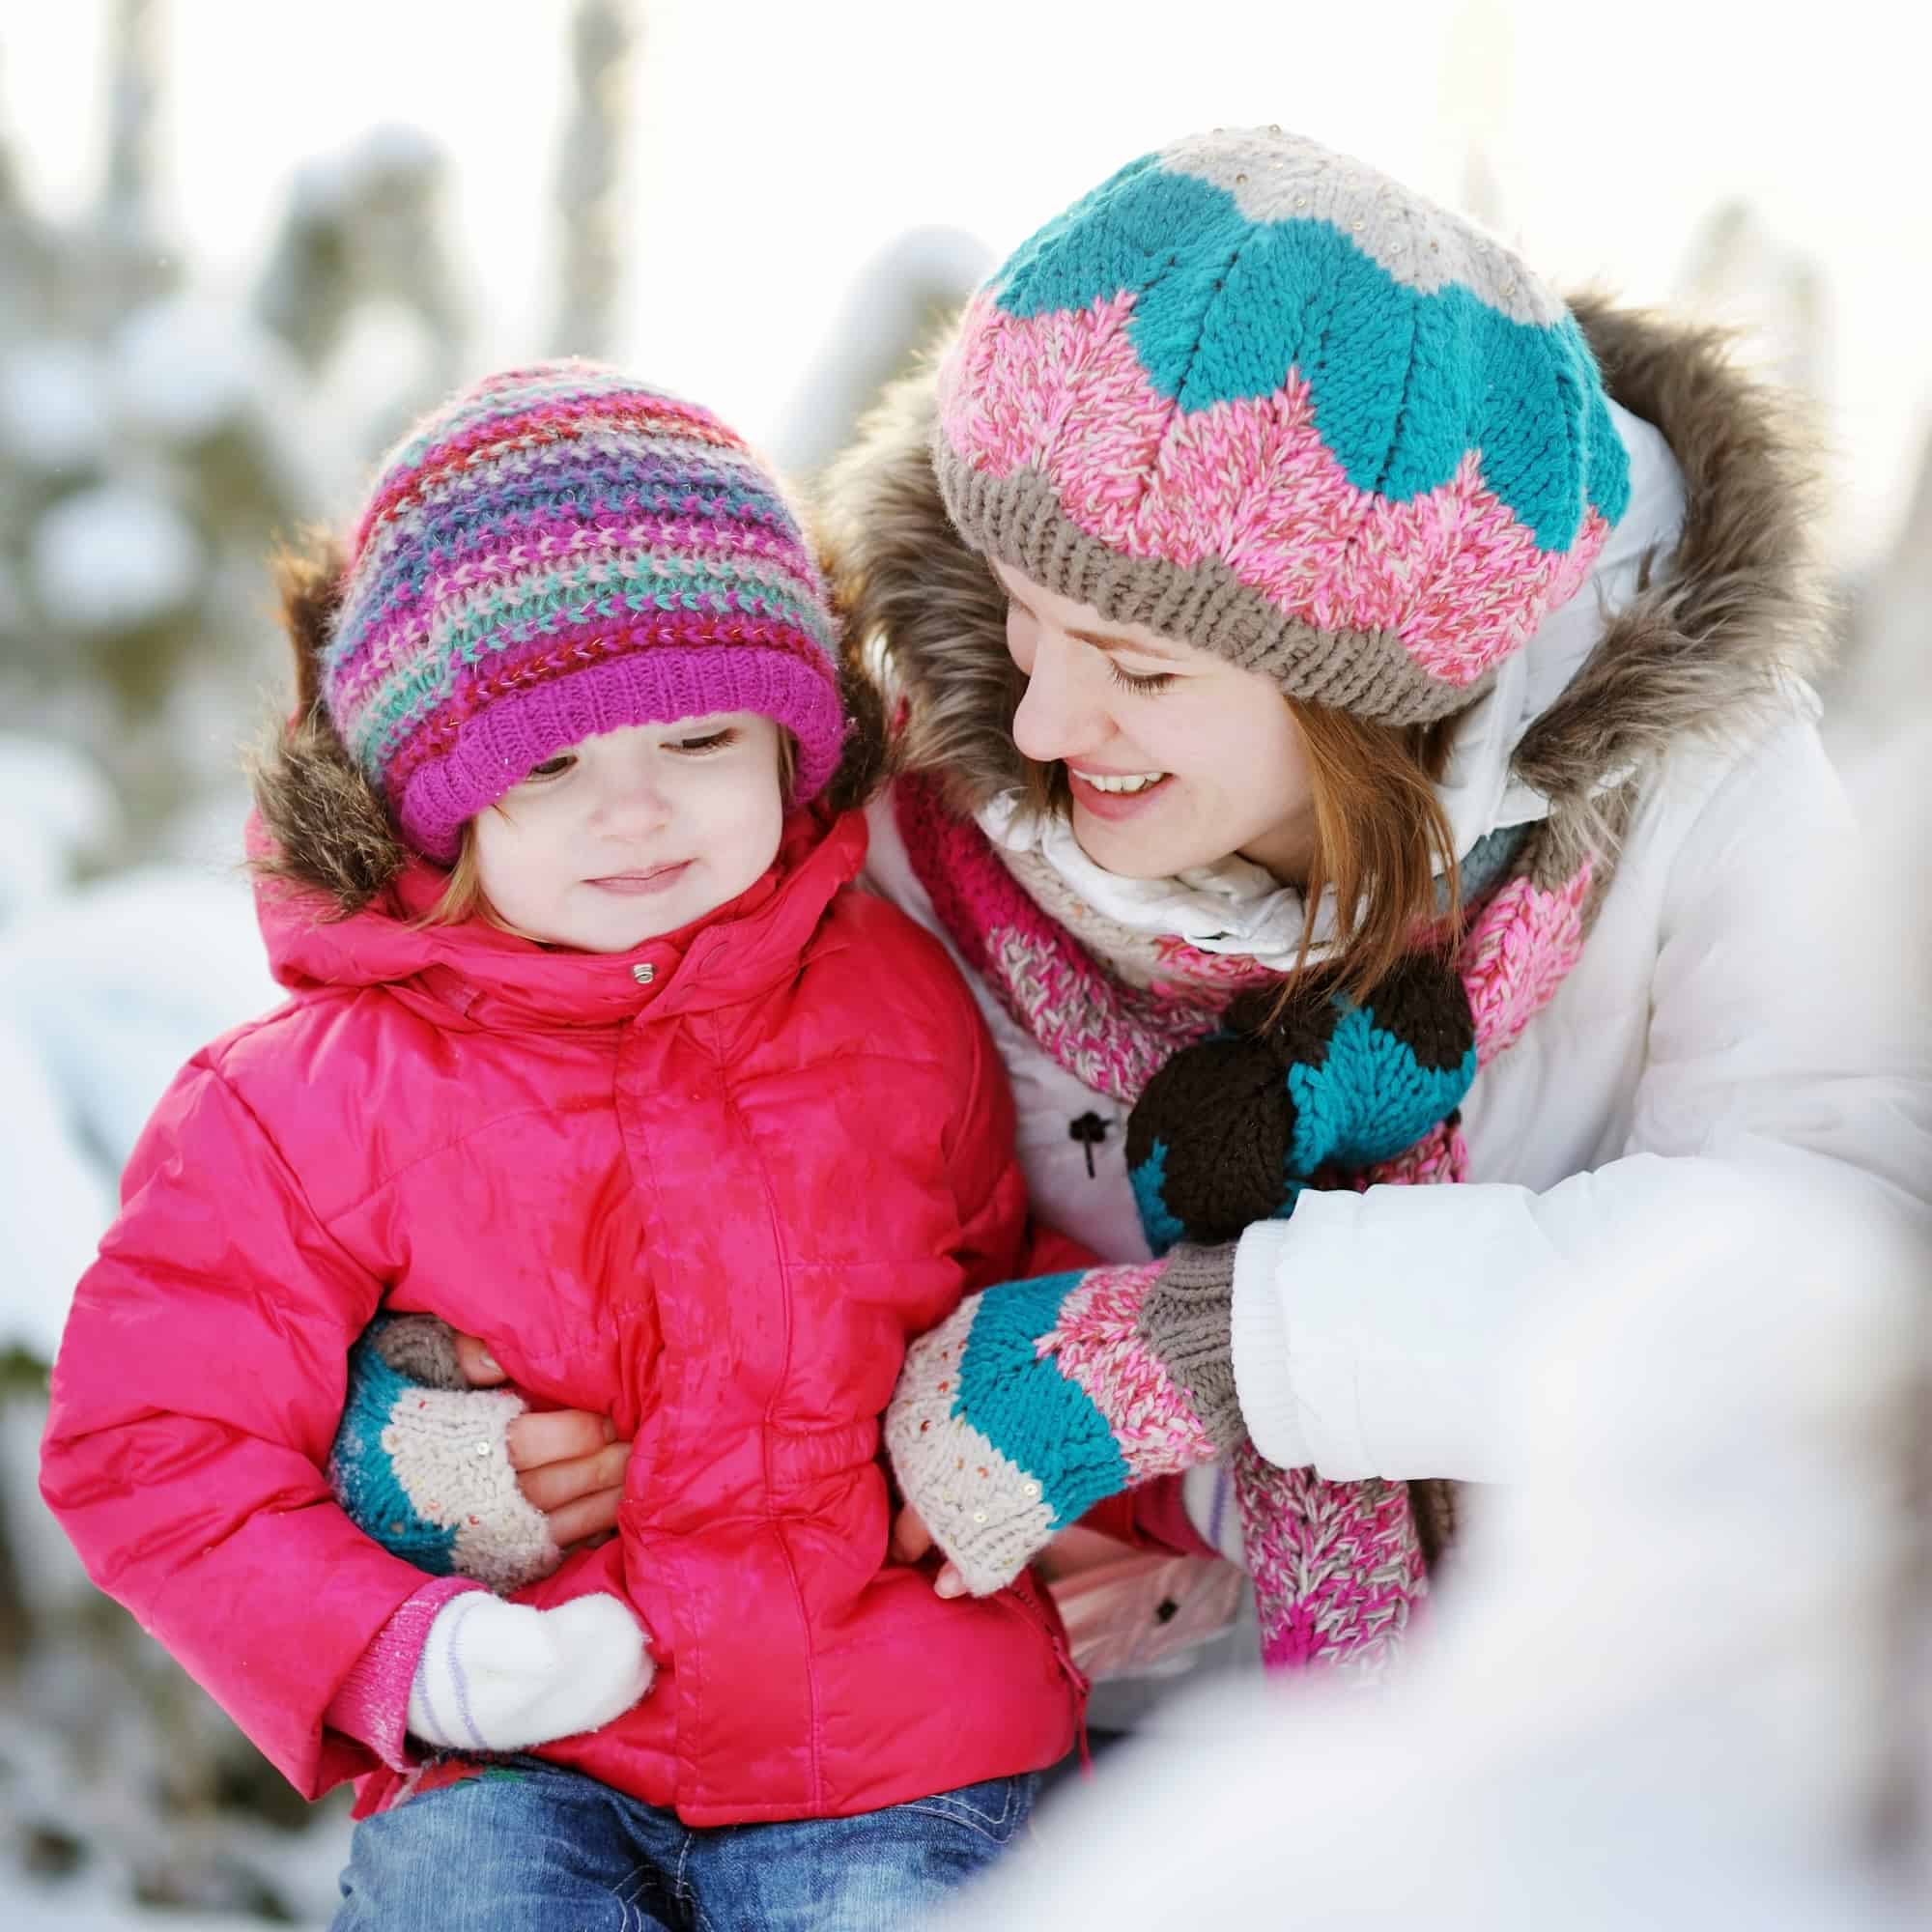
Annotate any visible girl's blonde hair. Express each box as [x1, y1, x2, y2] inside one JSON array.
[[417, 726, 800, 932]]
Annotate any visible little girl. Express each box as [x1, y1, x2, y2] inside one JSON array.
[[39, 363, 1084, 1930]]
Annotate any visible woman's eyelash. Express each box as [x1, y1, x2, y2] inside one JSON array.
[[672, 729, 734, 753], [1003, 593, 1169, 693], [526, 754, 576, 779], [1105, 662, 1175, 696]]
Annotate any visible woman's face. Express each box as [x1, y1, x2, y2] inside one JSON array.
[[994, 561, 1317, 883]]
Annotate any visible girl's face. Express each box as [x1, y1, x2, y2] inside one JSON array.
[[471, 713, 786, 952], [994, 562, 1318, 884]]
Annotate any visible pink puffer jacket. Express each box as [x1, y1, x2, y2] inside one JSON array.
[[41, 810, 1083, 1825]]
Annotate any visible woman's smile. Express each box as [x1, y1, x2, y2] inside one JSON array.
[[1065, 768, 1174, 822]]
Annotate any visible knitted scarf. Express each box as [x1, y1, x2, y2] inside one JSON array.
[[894, 772, 1615, 1673]]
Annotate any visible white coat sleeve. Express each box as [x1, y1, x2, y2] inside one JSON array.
[[1228, 715, 1932, 1481]]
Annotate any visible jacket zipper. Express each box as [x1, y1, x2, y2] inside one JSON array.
[[995, 1569, 1093, 1771]]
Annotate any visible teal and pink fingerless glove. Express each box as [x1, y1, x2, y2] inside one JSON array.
[[882, 1245, 1239, 1596], [330, 1314, 560, 1594], [885, 952, 1478, 1605]]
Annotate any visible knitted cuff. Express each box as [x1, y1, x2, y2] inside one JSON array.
[[1137, 1241, 1244, 1454], [325, 1575, 486, 1771], [331, 1319, 560, 1594], [884, 1262, 1222, 1596]]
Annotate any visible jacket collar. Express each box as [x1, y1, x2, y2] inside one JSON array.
[[255, 808, 867, 1032]]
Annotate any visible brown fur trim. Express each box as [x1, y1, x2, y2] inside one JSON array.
[[811, 298, 1836, 818], [813, 337, 1029, 815], [245, 537, 409, 916], [274, 538, 342, 718], [246, 709, 409, 917], [815, 573, 895, 816], [1512, 295, 1836, 808]]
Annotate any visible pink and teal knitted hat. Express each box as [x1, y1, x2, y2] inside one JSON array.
[[321, 360, 845, 863], [933, 128, 1632, 725]]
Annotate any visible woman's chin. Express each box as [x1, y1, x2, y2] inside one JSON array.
[[1070, 801, 1194, 880]]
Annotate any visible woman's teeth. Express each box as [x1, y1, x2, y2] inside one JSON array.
[[1073, 770, 1167, 794]]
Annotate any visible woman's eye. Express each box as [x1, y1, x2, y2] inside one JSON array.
[[526, 753, 576, 780], [1105, 662, 1175, 696], [672, 729, 734, 754]]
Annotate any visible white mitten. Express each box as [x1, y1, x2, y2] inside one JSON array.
[[407, 1592, 655, 1752]]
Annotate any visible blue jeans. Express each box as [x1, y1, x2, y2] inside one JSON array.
[[332, 1759, 1038, 1931]]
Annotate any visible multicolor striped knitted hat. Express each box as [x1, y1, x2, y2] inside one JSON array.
[[933, 128, 1632, 725], [321, 360, 845, 864]]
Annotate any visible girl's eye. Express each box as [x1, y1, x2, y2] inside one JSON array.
[[1105, 662, 1176, 696], [671, 729, 735, 754], [526, 753, 577, 780]]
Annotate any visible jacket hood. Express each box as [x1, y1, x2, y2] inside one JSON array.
[[251, 808, 867, 1031], [815, 295, 1834, 842]]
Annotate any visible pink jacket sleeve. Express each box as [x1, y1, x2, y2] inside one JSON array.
[[325, 1575, 485, 1771], [39, 1054, 455, 1800]]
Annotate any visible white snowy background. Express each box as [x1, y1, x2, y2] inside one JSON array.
[[0, 1, 1926, 1925]]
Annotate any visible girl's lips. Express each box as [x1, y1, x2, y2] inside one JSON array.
[[1065, 770, 1174, 823], [586, 863, 692, 896]]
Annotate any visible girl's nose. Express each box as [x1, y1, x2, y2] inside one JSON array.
[[1011, 635, 1108, 767], [589, 761, 671, 833]]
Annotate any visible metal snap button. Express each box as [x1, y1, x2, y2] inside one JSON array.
[[632, 962, 655, 985]]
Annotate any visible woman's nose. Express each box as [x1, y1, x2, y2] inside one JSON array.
[[1011, 637, 1106, 765]]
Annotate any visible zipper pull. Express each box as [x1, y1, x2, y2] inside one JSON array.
[[1067, 1112, 1109, 1179]]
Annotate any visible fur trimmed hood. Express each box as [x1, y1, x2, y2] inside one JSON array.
[[814, 295, 1835, 829]]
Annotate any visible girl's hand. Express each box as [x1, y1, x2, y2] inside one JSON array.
[[448, 1329, 631, 1548], [888, 1502, 966, 1599], [408, 1592, 655, 1751]]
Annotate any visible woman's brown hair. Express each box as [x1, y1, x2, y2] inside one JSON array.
[[1020, 700, 1462, 1005], [1288, 701, 1463, 1000]]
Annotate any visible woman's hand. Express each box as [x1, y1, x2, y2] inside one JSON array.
[[888, 1502, 965, 1599], [449, 1330, 631, 1548]]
